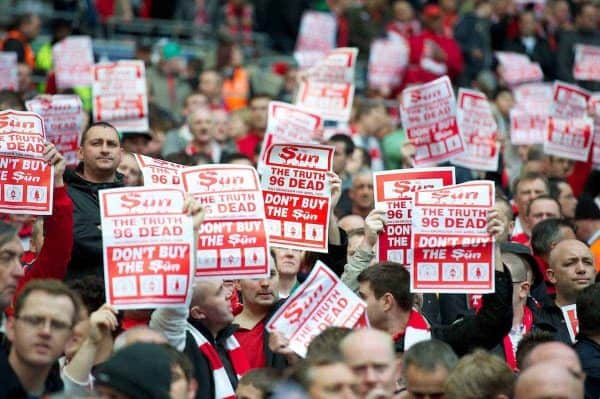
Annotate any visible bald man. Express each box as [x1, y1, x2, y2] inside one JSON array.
[[521, 341, 583, 377], [535, 239, 596, 343], [515, 363, 584, 399], [338, 214, 366, 232], [340, 329, 400, 398]]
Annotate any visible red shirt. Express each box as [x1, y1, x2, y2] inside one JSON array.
[[236, 131, 262, 162], [234, 319, 266, 370]]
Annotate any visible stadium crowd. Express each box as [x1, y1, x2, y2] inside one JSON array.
[[0, 0, 600, 398]]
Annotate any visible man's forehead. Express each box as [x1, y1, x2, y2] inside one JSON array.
[[0, 235, 23, 252], [519, 179, 546, 191], [86, 126, 119, 141], [553, 241, 592, 260]]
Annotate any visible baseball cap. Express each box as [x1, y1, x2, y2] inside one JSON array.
[[94, 343, 172, 399]]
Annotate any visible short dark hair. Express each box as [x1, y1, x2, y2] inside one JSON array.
[[512, 172, 549, 197], [238, 368, 282, 395], [68, 275, 106, 314], [80, 121, 120, 146], [306, 327, 353, 360], [526, 194, 561, 216], [577, 283, 600, 337], [357, 262, 413, 311], [402, 339, 458, 375], [327, 134, 355, 156], [526, 145, 546, 162], [531, 218, 576, 256], [15, 279, 81, 326], [0, 89, 25, 110], [549, 178, 568, 200], [0, 220, 18, 248], [515, 330, 555, 370]]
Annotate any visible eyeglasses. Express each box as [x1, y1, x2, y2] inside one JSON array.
[[16, 315, 72, 333]]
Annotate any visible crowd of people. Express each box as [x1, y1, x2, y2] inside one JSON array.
[[1, 0, 600, 398]]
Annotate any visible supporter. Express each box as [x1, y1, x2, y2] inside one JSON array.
[[401, 340, 458, 399], [222, 0, 254, 45], [573, 194, 600, 271], [514, 330, 556, 371], [549, 178, 578, 219], [504, 11, 556, 80], [289, 355, 358, 399], [0, 89, 25, 111], [146, 42, 192, 117], [511, 172, 549, 242], [340, 329, 399, 399], [525, 195, 562, 236], [535, 239, 596, 343], [198, 70, 227, 111], [548, 155, 575, 179], [217, 41, 250, 111], [306, 327, 352, 360], [404, 4, 464, 86], [557, 2, 600, 91], [346, 228, 366, 264], [340, 0, 390, 59], [515, 363, 584, 399], [272, 248, 303, 299], [236, 94, 270, 161], [544, 0, 574, 47], [162, 92, 210, 157], [387, 0, 420, 39], [1, 279, 80, 398], [530, 218, 576, 297], [0, 13, 41, 68], [64, 122, 123, 281], [16, 63, 36, 101], [327, 134, 355, 191], [121, 131, 152, 154], [211, 109, 237, 159], [453, 0, 494, 87], [351, 102, 385, 171], [236, 368, 282, 399], [181, 108, 222, 163], [521, 341, 583, 376], [338, 171, 374, 219], [0, 222, 24, 317], [444, 350, 515, 399]]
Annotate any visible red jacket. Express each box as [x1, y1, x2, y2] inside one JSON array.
[[404, 30, 464, 86], [16, 186, 74, 295]]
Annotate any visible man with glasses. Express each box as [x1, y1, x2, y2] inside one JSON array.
[[0, 279, 80, 398]]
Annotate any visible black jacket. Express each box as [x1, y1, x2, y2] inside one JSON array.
[[504, 36, 556, 80], [574, 336, 600, 399], [557, 28, 600, 91], [532, 297, 573, 344], [395, 268, 513, 356], [64, 165, 123, 281]]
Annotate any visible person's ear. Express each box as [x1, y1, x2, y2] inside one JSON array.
[[546, 268, 557, 284], [520, 281, 531, 298], [381, 292, 394, 312], [190, 306, 206, 321], [5, 316, 16, 342]]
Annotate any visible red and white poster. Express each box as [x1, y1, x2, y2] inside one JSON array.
[[513, 82, 553, 106], [0, 110, 53, 215], [296, 81, 354, 122], [294, 11, 337, 69], [261, 144, 334, 252], [509, 108, 548, 145], [552, 81, 590, 119], [92, 60, 149, 132], [589, 95, 600, 169], [495, 52, 544, 87], [266, 261, 367, 357], [134, 154, 185, 187], [574, 44, 600, 82], [100, 187, 195, 309], [452, 89, 499, 171], [180, 165, 269, 279], [544, 116, 593, 162], [411, 181, 495, 293], [561, 304, 579, 343], [306, 47, 358, 84], [374, 167, 455, 265], [53, 36, 94, 89], [0, 52, 17, 91], [257, 102, 323, 173], [26, 95, 83, 166], [400, 76, 464, 165], [368, 38, 409, 91]]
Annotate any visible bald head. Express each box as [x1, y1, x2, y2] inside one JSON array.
[[521, 341, 582, 374], [338, 214, 366, 232], [113, 326, 167, 351], [548, 239, 592, 269], [502, 252, 530, 283], [341, 328, 395, 358], [515, 363, 583, 399]]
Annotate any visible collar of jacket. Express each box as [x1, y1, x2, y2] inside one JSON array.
[[64, 163, 124, 191], [188, 318, 238, 346]]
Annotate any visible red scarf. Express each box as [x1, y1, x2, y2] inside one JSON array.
[[503, 305, 534, 371], [393, 309, 432, 350], [189, 324, 250, 399]]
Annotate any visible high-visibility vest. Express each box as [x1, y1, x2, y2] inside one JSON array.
[[1, 30, 35, 68]]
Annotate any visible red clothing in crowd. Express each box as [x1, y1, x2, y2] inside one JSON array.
[[404, 30, 464, 86], [534, 255, 556, 296], [236, 131, 262, 162], [234, 319, 267, 370], [16, 186, 73, 295]]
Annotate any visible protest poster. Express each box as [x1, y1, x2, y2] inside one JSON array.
[[0, 52, 17, 91], [0, 110, 53, 215], [589, 95, 600, 169], [294, 11, 337, 69], [266, 261, 367, 357], [509, 108, 548, 145], [452, 89, 499, 171], [134, 154, 185, 187], [411, 181, 495, 293], [306, 47, 358, 84], [261, 143, 334, 252], [99, 187, 195, 309], [374, 167, 455, 265], [543, 116, 593, 162], [52, 36, 94, 89], [552, 81, 590, 119], [574, 44, 600, 82], [26, 95, 83, 166], [92, 60, 149, 132], [180, 165, 269, 279], [368, 38, 409, 91], [257, 102, 323, 173], [561, 304, 579, 344], [513, 82, 553, 105], [296, 80, 355, 122], [400, 75, 464, 165], [495, 52, 544, 87]]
